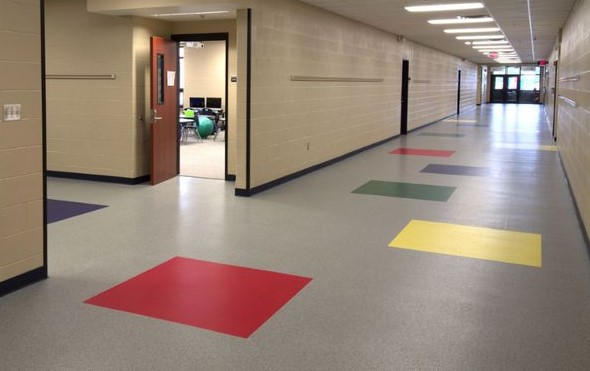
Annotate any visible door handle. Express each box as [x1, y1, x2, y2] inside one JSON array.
[[151, 109, 163, 122]]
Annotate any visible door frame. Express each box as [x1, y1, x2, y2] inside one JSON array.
[[457, 69, 461, 114], [552, 60, 559, 140], [150, 36, 179, 185], [490, 74, 520, 103], [401, 60, 409, 135], [171, 33, 232, 181]]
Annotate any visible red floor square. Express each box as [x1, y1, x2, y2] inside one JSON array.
[[84, 257, 312, 338], [390, 148, 455, 157]]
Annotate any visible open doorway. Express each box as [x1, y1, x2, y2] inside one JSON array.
[[173, 34, 229, 180], [400, 60, 409, 135], [457, 69, 461, 115]]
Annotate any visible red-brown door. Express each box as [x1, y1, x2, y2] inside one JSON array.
[[150, 37, 178, 185]]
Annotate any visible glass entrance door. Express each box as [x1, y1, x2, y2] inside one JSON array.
[[491, 75, 520, 103], [505, 75, 519, 102]]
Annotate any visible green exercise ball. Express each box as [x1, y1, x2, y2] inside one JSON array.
[[196, 116, 214, 138]]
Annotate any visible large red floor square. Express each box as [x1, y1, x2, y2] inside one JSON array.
[[84, 257, 312, 338]]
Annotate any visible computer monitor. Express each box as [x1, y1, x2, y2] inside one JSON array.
[[206, 97, 222, 109], [189, 97, 205, 108]]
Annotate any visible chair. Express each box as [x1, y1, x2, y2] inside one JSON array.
[[214, 111, 225, 141], [180, 109, 202, 142]]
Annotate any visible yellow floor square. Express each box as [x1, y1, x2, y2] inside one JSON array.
[[496, 143, 558, 152], [389, 220, 542, 267]]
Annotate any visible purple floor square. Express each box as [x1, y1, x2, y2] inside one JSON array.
[[47, 199, 108, 224]]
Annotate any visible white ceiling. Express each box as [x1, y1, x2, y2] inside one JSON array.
[[297, 0, 576, 64], [92, 0, 576, 64]]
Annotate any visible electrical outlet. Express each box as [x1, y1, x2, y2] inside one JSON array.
[[3, 104, 21, 121]]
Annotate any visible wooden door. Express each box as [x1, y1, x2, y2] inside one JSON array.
[[150, 37, 178, 185]]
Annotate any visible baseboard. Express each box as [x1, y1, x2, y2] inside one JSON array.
[[234, 111, 473, 197], [407, 113, 457, 134], [0, 267, 48, 297], [48, 171, 150, 185], [557, 154, 590, 255], [235, 134, 399, 197], [226, 174, 236, 181]]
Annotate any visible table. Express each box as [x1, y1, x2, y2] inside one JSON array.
[[179, 118, 201, 142]]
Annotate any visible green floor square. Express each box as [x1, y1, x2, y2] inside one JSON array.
[[353, 181, 456, 202]]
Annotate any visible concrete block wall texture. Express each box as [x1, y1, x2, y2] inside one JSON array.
[[556, 0, 590, 236], [248, 0, 477, 188], [45, 0, 137, 178], [46, 2, 238, 180], [0, 0, 44, 282]]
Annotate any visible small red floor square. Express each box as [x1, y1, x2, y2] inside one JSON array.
[[390, 148, 455, 157], [84, 257, 312, 338]]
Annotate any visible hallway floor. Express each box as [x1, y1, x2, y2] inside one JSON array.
[[180, 130, 226, 180], [1, 104, 590, 369]]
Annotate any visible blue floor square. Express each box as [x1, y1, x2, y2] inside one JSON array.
[[421, 164, 489, 177], [47, 199, 108, 223]]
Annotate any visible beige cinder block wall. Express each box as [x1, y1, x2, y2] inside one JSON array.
[[554, 0, 590, 236], [46, 0, 171, 180], [173, 20, 238, 178], [86, 0, 478, 191], [45, 0, 135, 178], [0, 0, 46, 284], [403, 43, 477, 131], [248, 0, 477, 188]]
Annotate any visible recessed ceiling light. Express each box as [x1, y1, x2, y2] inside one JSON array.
[[456, 35, 505, 40], [471, 40, 509, 45], [405, 3, 484, 12], [428, 16, 494, 24], [477, 49, 514, 52], [153, 11, 230, 17], [496, 59, 522, 64], [472, 45, 514, 49], [444, 27, 500, 33]]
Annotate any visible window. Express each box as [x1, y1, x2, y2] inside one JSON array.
[[178, 46, 185, 107], [520, 75, 539, 91], [491, 67, 505, 75], [506, 66, 520, 75], [520, 66, 540, 75]]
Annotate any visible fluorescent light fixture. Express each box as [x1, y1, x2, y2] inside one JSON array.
[[472, 45, 514, 49], [456, 35, 505, 40], [405, 3, 484, 12], [478, 51, 515, 54], [444, 27, 500, 33], [464, 42, 472, 45], [471, 40, 509, 45], [477, 49, 516, 54], [428, 16, 493, 24], [153, 11, 230, 17]]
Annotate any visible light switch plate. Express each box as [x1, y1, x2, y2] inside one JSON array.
[[3, 104, 22, 121]]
